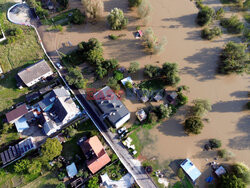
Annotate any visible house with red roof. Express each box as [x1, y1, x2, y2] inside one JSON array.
[[80, 136, 111, 174], [5, 104, 28, 124]]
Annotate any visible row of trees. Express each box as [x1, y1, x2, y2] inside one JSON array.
[[144, 62, 180, 86], [184, 99, 212, 135]]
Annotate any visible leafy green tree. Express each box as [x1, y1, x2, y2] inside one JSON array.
[[197, 6, 215, 26], [219, 41, 249, 74], [41, 138, 63, 163], [177, 168, 185, 180], [66, 68, 88, 89], [70, 9, 85, 24], [87, 176, 99, 188], [220, 15, 244, 34], [14, 159, 30, 174], [107, 8, 128, 30], [28, 160, 42, 175], [107, 77, 120, 91], [129, 62, 140, 73], [114, 70, 124, 81], [232, 163, 250, 184], [144, 65, 161, 78], [219, 174, 246, 188], [81, 0, 104, 19], [129, 0, 142, 7], [209, 139, 222, 149], [56, 183, 66, 188], [96, 66, 108, 79], [184, 116, 204, 135], [157, 104, 172, 119], [102, 59, 118, 70], [162, 62, 180, 86], [190, 99, 212, 117]]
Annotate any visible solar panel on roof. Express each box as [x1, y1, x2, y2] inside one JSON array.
[[20, 147, 24, 154], [30, 143, 34, 148], [1, 152, 6, 165], [8, 148, 14, 161], [11, 146, 17, 157], [15, 145, 21, 155], [4, 151, 10, 162]]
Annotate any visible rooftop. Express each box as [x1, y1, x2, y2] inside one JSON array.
[[6, 104, 28, 123], [180, 158, 201, 182]]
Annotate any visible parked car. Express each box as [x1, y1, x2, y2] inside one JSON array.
[[117, 127, 127, 135], [56, 62, 62, 69], [119, 130, 128, 139]]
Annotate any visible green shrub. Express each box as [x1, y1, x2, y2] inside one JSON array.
[[201, 27, 222, 40], [197, 6, 215, 26], [28, 160, 42, 175], [195, 0, 204, 9], [232, 163, 250, 184], [184, 116, 204, 135], [14, 159, 30, 174], [217, 149, 234, 160], [128, 0, 142, 7], [125, 81, 133, 88], [215, 8, 225, 20], [70, 9, 85, 24], [58, 172, 66, 181], [144, 65, 161, 78], [109, 34, 119, 40], [177, 168, 185, 180], [176, 92, 188, 106], [190, 99, 212, 117], [209, 138, 222, 149], [56, 183, 66, 188], [219, 174, 246, 188], [87, 176, 99, 188], [46, 25, 63, 32], [114, 70, 124, 81], [148, 112, 158, 124], [156, 104, 172, 119], [219, 41, 248, 74], [107, 8, 128, 30], [107, 77, 120, 91], [220, 15, 244, 34], [66, 68, 88, 89], [161, 62, 180, 86], [129, 62, 139, 73]]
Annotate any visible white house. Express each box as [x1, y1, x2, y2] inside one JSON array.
[[180, 158, 201, 182]]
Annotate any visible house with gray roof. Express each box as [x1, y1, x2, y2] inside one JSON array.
[[17, 59, 53, 87], [93, 86, 130, 129]]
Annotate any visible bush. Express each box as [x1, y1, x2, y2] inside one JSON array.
[[28, 160, 42, 175], [129, 62, 139, 73], [66, 68, 88, 89], [81, 0, 104, 19], [184, 116, 204, 135], [195, 0, 204, 9], [219, 174, 246, 188], [68, 127, 77, 137], [177, 168, 185, 180], [215, 8, 225, 20], [220, 15, 244, 34], [58, 172, 66, 181], [157, 104, 172, 119], [137, 0, 151, 24], [107, 8, 128, 30], [125, 81, 133, 89], [144, 65, 161, 78], [2, 123, 12, 134], [209, 139, 222, 149], [219, 41, 248, 74], [56, 183, 66, 188], [46, 25, 63, 32], [148, 112, 158, 124], [232, 163, 250, 184], [197, 6, 215, 26], [176, 92, 188, 106], [162, 62, 180, 86], [108, 34, 119, 40], [113, 70, 124, 81], [190, 99, 212, 117], [217, 149, 234, 160], [201, 27, 222, 40], [96, 66, 107, 79], [70, 9, 85, 24], [87, 176, 99, 188], [14, 159, 30, 174], [102, 59, 118, 70], [128, 0, 142, 7]]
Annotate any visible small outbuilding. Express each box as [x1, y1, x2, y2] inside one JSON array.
[[180, 158, 201, 182], [136, 109, 147, 122], [215, 166, 226, 177]]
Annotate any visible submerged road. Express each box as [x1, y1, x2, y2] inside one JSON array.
[[7, 3, 157, 187]]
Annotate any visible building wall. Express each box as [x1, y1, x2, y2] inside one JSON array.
[[115, 113, 130, 129], [26, 71, 53, 87]]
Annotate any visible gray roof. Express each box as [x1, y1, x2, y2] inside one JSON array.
[[17, 59, 52, 85], [94, 86, 130, 126]]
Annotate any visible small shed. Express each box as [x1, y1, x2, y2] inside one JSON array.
[[136, 109, 147, 122], [141, 96, 149, 103], [66, 163, 78, 178], [215, 166, 226, 177], [15, 117, 29, 133], [154, 93, 163, 102]]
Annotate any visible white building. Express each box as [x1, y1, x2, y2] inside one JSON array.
[[180, 158, 201, 182]]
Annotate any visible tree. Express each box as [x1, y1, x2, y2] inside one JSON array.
[[41, 138, 63, 163], [28, 160, 42, 175], [87, 176, 99, 188], [107, 77, 120, 91], [70, 9, 85, 24], [162, 62, 180, 86], [219, 174, 246, 188], [232, 163, 250, 184], [197, 6, 215, 26], [82, 0, 104, 19], [129, 62, 139, 73], [209, 139, 222, 149], [177, 168, 185, 180], [56, 183, 66, 188], [176, 92, 188, 106], [128, 0, 142, 7], [2, 123, 12, 134], [220, 15, 244, 34], [14, 159, 30, 174], [219, 41, 249, 74], [66, 68, 88, 89], [217, 149, 234, 160], [144, 65, 161, 78], [113, 70, 124, 81], [102, 59, 118, 70], [201, 27, 222, 40], [96, 66, 107, 79], [157, 104, 172, 119], [107, 8, 128, 30], [184, 116, 204, 135], [137, 0, 151, 24], [190, 99, 212, 117], [147, 112, 158, 124]]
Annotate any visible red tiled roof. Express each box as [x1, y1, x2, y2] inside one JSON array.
[[80, 136, 111, 174], [6, 104, 28, 123]]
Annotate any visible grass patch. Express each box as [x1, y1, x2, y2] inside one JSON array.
[[129, 131, 142, 157], [173, 177, 194, 188]]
